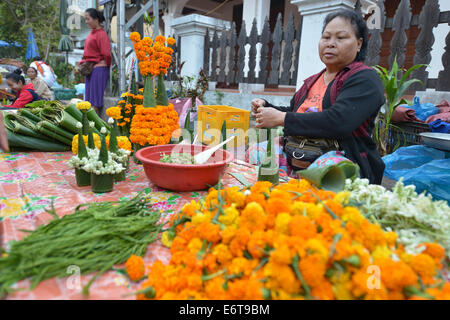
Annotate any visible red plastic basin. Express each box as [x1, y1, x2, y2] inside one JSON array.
[[135, 144, 234, 192]]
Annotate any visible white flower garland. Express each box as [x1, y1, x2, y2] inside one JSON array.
[[68, 155, 89, 169]]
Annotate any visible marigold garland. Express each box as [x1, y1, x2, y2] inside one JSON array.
[[127, 179, 450, 300], [106, 93, 143, 136]]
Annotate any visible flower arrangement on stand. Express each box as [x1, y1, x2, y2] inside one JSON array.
[[106, 117, 131, 182], [107, 91, 143, 137], [83, 127, 126, 193], [128, 32, 179, 163], [69, 122, 91, 187], [126, 180, 450, 300]]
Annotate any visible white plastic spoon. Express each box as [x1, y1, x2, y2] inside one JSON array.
[[194, 135, 236, 164]]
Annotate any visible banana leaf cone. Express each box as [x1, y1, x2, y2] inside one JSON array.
[[114, 169, 126, 182], [87, 127, 95, 149], [257, 128, 279, 185], [81, 111, 89, 135], [64, 104, 83, 122], [108, 122, 119, 153], [75, 126, 90, 187], [297, 165, 346, 193], [156, 74, 169, 106], [77, 127, 88, 159], [336, 161, 360, 180], [86, 108, 109, 133], [6, 129, 70, 152], [221, 120, 227, 151], [143, 76, 156, 108], [98, 131, 109, 166]]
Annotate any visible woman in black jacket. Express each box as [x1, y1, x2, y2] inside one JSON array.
[[252, 10, 385, 184]]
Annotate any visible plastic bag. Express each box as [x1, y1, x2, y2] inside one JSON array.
[[383, 145, 450, 201], [407, 96, 438, 122], [74, 83, 85, 96]]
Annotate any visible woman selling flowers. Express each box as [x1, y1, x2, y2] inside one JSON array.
[[252, 10, 385, 184]]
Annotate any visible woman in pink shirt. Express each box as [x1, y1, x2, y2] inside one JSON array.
[[79, 8, 111, 115]]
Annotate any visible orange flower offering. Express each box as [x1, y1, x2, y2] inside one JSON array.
[[125, 254, 145, 281], [129, 32, 176, 77], [129, 104, 179, 146], [131, 180, 449, 300]]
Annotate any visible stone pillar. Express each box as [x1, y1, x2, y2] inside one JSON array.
[[171, 14, 230, 78], [240, 0, 270, 92], [291, 0, 360, 89]]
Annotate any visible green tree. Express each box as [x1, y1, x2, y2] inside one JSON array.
[[0, 0, 60, 60]]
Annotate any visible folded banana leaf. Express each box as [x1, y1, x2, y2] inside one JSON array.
[[86, 108, 110, 133], [335, 161, 360, 180], [39, 120, 74, 141], [17, 108, 42, 123], [3, 113, 53, 142], [7, 129, 70, 152], [40, 107, 80, 134], [298, 165, 346, 193], [64, 104, 82, 122], [36, 122, 72, 146]]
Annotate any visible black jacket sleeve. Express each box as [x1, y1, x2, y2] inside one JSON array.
[[280, 69, 385, 138], [263, 97, 295, 112]]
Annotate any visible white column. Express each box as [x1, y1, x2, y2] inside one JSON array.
[[291, 0, 358, 89], [428, 0, 450, 81], [171, 14, 230, 78], [242, 0, 271, 34], [241, 0, 270, 91]]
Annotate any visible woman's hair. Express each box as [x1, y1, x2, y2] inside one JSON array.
[[322, 9, 368, 62], [33, 56, 42, 61], [27, 66, 38, 75], [85, 8, 105, 23], [5, 69, 25, 85]]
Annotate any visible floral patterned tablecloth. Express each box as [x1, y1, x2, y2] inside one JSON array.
[[0, 151, 257, 300]]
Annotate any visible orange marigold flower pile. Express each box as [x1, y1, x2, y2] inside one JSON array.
[[129, 180, 450, 300], [129, 32, 176, 77], [129, 104, 179, 146]]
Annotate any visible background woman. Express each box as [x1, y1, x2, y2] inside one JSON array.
[[1, 69, 42, 109], [26, 67, 52, 100], [252, 10, 385, 184], [79, 8, 111, 115]]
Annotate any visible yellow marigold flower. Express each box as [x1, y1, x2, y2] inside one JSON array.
[[270, 243, 292, 265], [341, 207, 364, 227], [125, 254, 145, 281], [334, 191, 351, 205], [71, 133, 101, 154], [166, 37, 176, 45], [304, 238, 328, 261], [192, 212, 211, 225], [187, 238, 203, 253], [372, 245, 392, 260], [212, 243, 232, 265], [275, 213, 291, 235], [106, 106, 123, 120], [218, 204, 239, 226], [76, 101, 91, 111], [129, 31, 141, 42], [161, 231, 174, 248], [239, 202, 266, 232], [291, 201, 322, 218], [332, 272, 353, 300]]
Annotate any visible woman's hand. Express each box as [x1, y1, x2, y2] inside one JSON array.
[[251, 98, 266, 117], [255, 107, 286, 128]]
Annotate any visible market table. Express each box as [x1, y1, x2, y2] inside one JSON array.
[[0, 151, 257, 300]]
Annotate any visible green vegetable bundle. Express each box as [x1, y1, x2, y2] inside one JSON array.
[[40, 107, 80, 134], [0, 193, 165, 298], [6, 129, 70, 151]]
